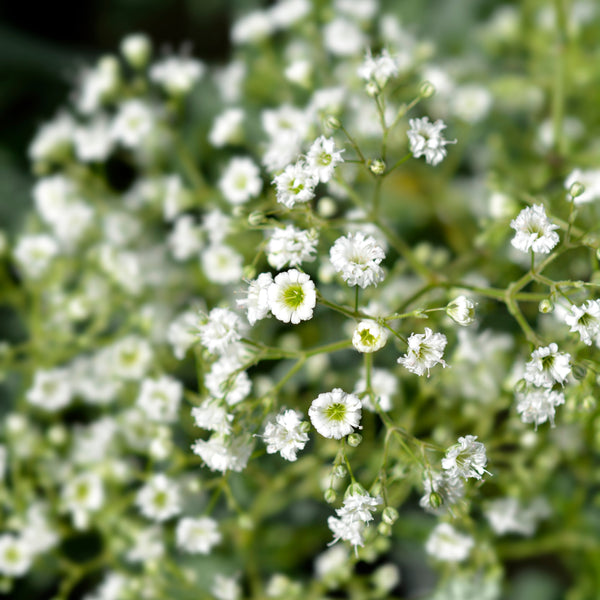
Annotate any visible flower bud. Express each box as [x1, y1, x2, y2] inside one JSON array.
[[317, 197, 337, 218], [333, 465, 347, 479], [326, 115, 341, 130], [428, 491, 443, 509], [377, 522, 392, 536], [538, 298, 554, 313], [121, 33, 151, 69], [419, 80, 436, 98], [347, 433, 362, 447], [324, 488, 337, 504], [300, 421, 311, 434], [569, 181, 585, 199], [573, 364, 587, 380], [382, 506, 399, 525], [369, 159, 386, 175], [238, 514, 254, 530], [247, 211, 265, 226], [346, 482, 367, 497], [514, 378, 528, 393], [242, 265, 256, 280], [446, 295, 476, 326], [365, 81, 379, 97]]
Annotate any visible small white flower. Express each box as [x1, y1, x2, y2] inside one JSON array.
[[74, 115, 114, 162], [419, 472, 465, 515], [136, 474, 181, 522], [262, 409, 309, 461], [219, 157, 263, 205], [212, 573, 242, 600], [108, 335, 153, 380], [516, 387, 565, 428], [192, 399, 233, 435], [485, 497, 551, 537], [266, 225, 318, 271], [205, 355, 252, 406], [192, 433, 253, 473], [329, 232, 385, 288], [425, 523, 474, 562], [231, 10, 275, 45], [168, 215, 204, 261], [564, 168, 600, 204], [111, 99, 157, 148], [29, 112, 76, 163], [446, 296, 476, 326], [510, 204, 559, 254], [268, 269, 316, 324], [451, 84, 493, 123], [176, 517, 221, 554], [327, 515, 365, 548], [352, 320, 388, 353], [0, 535, 32, 577], [136, 375, 183, 423], [273, 162, 318, 209], [120, 33, 151, 68], [306, 136, 344, 183], [397, 328, 448, 377], [407, 117, 456, 166], [337, 491, 382, 523], [563, 299, 600, 345], [209, 108, 245, 147], [201, 244, 244, 285], [197, 308, 244, 355], [167, 310, 198, 360], [26, 368, 73, 412], [149, 56, 204, 95], [237, 272, 273, 325], [323, 18, 366, 57], [353, 367, 397, 411], [441, 435, 489, 481], [13, 234, 59, 279], [524, 343, 571, 387], [62, 472, 105, 530], [126, 526, 165, 563], [357, 49, 398, 88], [309, 388, 362, 439]]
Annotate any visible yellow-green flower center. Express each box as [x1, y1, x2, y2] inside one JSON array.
[[325, 402, 347, 422], [282, 284, 305, 309]]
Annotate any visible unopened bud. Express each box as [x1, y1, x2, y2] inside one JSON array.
[[446, 295, 476, 326], [382, 506, 399, 525], [326, 115, 341, 130], [573, 364, 587, 380], [369, 159, 386, 175], [248, 211, 265, 226], [569, 181, 585, 199], [419, 81, 436, 98], [242, 265, 256, 280], [324, 488, 337, 504], [365, 81, 379, 97], [347, 433, 362, 447], [238, 514, 254, 530], [515, 378, 528, 393], [121, 33, 151, 69], [377, 522, 392, 536], [333, 465, 347, 479], [346, 482, 367, 497], [538, 298, 554, 313], [300, 421, 311, 434], [428, 491, 443, 509]]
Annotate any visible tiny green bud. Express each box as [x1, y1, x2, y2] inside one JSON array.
[[300, 421, 311, 434], [428, 491, 443, 509], [515, 378, 528, 393], [569, 181, 585, 199], [369, 159, 386, 175], [346, 482, 367, 497], [333, 465, 347, 479], [382, 506, 399, 525], [377, 522, 392, 536], [242, 265, 256, 280], [347, 433, 362, 447], [573, 364, 587, 381], [538, 298, 554, 313], [248, 211, 265, 226], [326, 115, 341, 130], [365, 81, 379, 97], [419, 80, 436, 98], [238, 514, 254, 530], [324, 488, 337, 503]]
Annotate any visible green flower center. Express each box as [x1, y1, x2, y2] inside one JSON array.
[[325, 402, 347, 422], [282, 284, 305, 309], [359, 329, 376, 346], [319, 151, 332, 166]]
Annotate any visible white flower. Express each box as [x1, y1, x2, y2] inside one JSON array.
[[329, 232, 385, 288], [168, 215, 204, 261], [20, 504, 59, 556], [192, 433, 253, 473], [0, 535, 32, 577], [13, 234, 59, 279], [237, 272, 273, 325], [201, 209, 232, 244], [323, 18, 366, 57], [26, 368, 73, 412], [309, 388, 362, 439], [192, 399, 233, 435], [352, 320, 388, 353], [262, 409, 309, 461], [268, 269, 316, 324], [269, 0, 311, 28], [419, 472, 465, 514], [176, 517, 221, 554], [205, 355, 252, 406], [201, 244, 244, 284], [446, 295, 476, 326], [337, 491, 382, 523], [451, 84, 493, 123], [425, 523, 474, 562], [510, 204, 559, 254], [167, 310, 198, 360], [407, 117, 456, 166], [266, 225, 318, 271], [327, 516, 365, 548], [524, 343, 571, 387], [273, 162, 318, 209], [219, 157, 263, 205], [136, 375, 183, 423], [485, 497, 551, 537], [209, 108, 244, 147], [120, 33, 151, 68], [111, 99, 157, 148], [126, 527, 164, 563], [83, 573, 127, 600], [563, 299, 600, 345], [74, 115, 114, 162], [262, 104, 310, 141], [357, 49, 398, 88], [262, 131, 303, 173], [564, 168, 600, 204], [29, 112, 75, 163], [231, 10, 275, 45], [136, 474, 181, 522], [353, 367, 397, 411], [442, 435, 489, 481], [108, 335, 153, 380], [62, 472, 105, 530], [197, 308, 244, 354], [149, 56, 204, 95], [75, 57, 119, 115], [306, 136, 344, 183], [516, 387, 565, 428], [397, 328, 448, 377]]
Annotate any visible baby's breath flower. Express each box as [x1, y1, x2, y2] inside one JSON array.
[[510, 204, 559, 254], [329, 232, 385, 288], [62, 472, 105, 530], [149, 56, 204, 95], [524, 343, 571, 387], [266, 225, 318, 271], [397, 328, 448, 377], [273, 162, 318, 209], [515, 387, 565, 428], [407, 117, 456, 166], [306, 136, 344, 183], [209, 108, 244, 147], [135, 474, 182, 522], [120, 33, 151, 68], [176, 517, 222, 554], [197, 308, 244, 355], [262, 409, 310, 461], [136, 375, 183, 423], [267, 269, 316, 324], [26, 368, 73, 412], [352, 320, 388, 353], [441, 435, 489, 480], [309, 388, 362, 439], [425, 523, 474, 562], [13, 233, 59, 279], [0, 535, 32, 577], [192, 433, 253, 473], [237, 272, 273, 325], [337, 490, 382, 523], [563, 299, 600, 345], [357, 49, 398, 88], [192, 399, 233, 435], [205, 355, 252, 406], [419, 472, 465, 515], [201, 244, 244, 284], [218, 157, 263, 205], [446, 295, 476, 326], [111, 99, 157, 148]]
